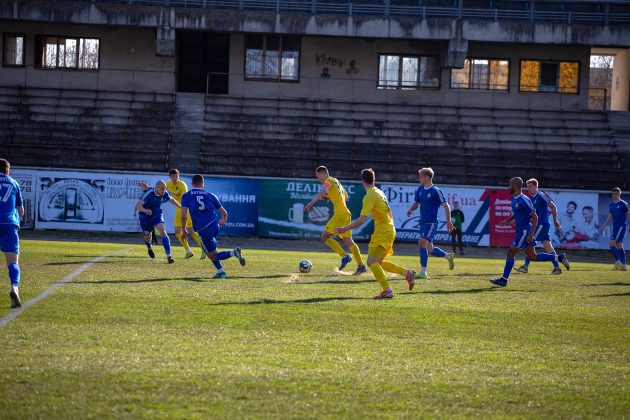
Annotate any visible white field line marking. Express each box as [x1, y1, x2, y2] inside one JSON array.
[[0, 247, 131, 329]]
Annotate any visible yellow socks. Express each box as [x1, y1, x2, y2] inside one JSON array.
[[369, 262, 390, 290], [349, 244, 364, 266], [325, 238, 346, 257], [176, 233, 190, 250], [381, 260, 405, 276], [190, 231, 203, 249]]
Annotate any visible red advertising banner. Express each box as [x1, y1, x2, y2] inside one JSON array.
[[489, 189, 515, 247]]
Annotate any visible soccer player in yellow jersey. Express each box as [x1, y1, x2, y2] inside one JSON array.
[[304, 166, 366, 275], [336, 169, 416, 299], [139, 169, 205, 259]]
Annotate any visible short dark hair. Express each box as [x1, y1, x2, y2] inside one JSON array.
[[612, 187, 622, 194], [0, 159, 8, 175], [583, 206, 594, 212], [169, 169, 179, 176], [361, 168, 375, 185], [315, 166, 328, 174], [192, 174, 204, 185], [567, 201, 577, 208]]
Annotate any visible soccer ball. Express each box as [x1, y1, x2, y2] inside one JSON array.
[[299, 260, 313, 273]]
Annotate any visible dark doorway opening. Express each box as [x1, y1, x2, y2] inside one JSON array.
[[178, 31, 230, 94]]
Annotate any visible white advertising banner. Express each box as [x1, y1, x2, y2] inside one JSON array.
[[380, 184, 490, 246], [10, 169, 37, 229], [545, 191, 600, 250], [35, 171, 150, 232]]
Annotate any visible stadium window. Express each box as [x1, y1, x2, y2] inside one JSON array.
[[519, 60, 579, 94], [245, 34, 300, 81], [450, 58, 509, 91], [3, 33, 25, 67], [34, 35, 99, 70], [377, 54, 440, 89]]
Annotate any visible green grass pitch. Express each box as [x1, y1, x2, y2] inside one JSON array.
[[0, 240, 628, 418]]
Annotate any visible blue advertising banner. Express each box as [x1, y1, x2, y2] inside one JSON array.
[[160, 176, 259, 236]]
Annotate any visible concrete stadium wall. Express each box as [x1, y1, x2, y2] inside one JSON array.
[[229, 35, 591, 110], [0, 21, 175, 92]]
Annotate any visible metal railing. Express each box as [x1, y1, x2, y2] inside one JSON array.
[[49, 0, 630, 25]]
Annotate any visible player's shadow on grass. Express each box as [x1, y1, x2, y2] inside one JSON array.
[[61, 255, 147, 259], [209, 296, 371, 305], [594, 291, 630, 297], [585, 282, 630, 287], [400, 287, 533, 295], [453, 272, 498, 277], [74, 276, 207, 284], [46, 259, 133, 266], [297, 278, 378, 285], [230, 275, 289, 279]]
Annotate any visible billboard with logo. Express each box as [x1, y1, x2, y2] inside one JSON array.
[[10, 169, 36, 229], [258, 179, 371, 240], [380, 184, 490, 246]]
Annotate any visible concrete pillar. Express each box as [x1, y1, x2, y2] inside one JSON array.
[[611, 49, 630, 111]]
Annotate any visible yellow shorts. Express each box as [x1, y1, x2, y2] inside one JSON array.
[[324, 212, 352, 238], [368, 229, 396, 259], [173, 208, 193, 229]]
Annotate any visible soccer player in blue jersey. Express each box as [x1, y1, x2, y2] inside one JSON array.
[[0, 159, 24, 308], [600, 187, 630, 271], [134, 180, 181, 263], [180, 174, 245, 279], [405, 168, 455, 279], [490, 177, 567, 287], [514, 178, 570, 274]]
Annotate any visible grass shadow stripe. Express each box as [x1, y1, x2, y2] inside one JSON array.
[[0, 247, 131, 329]]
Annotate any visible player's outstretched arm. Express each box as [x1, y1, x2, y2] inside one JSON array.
[[443, 202, 455, 232], [218, 207, 228, 226], [305, 185, 330, 213], [169, 198, 182, 209], [135, 200, 151, 216], [180, 207, 189, 240], [406, 202, 420, 217], [335, 215, 368, 235], [600, 214, 612, 234], [137, 181, 150, 190], [500, 215, 515, 225]]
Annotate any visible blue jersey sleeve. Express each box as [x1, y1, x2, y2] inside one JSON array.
[[523, 196, 535, 212], [163, 191, 172, 202], [180, 192, 190, 209], [436, 187, 446, 204], [622, 201, 629, 214], [208, 193, 222, 210], [414, 187, 421, 203], [141, 188, 153, 204]]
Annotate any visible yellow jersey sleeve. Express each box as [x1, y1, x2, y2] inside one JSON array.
[[360, 191, 375, 217]]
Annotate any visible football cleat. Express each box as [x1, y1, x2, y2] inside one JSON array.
[[620, 264, 628, 272], [559, 254, 570, 270], [418, 272, 430, 280], [9, 289, 21, 308], [339, 254, 352, 271], [148, 248, 155, 259], [184, 251, 194, 259], [550, 267, 562, 275], [200, 251, 207, 260], [489, 278, 508, 287], [352, 265, 367, 276], [514, 265, 528, 273], [612, 262, 621, 271], [404, 269, 416, 291], [447, 252, 455, 270], [374, 289, 394, 300], [233, 248, 246, 267], [212, 272, 228, 279], [167, 255, 175, 264]]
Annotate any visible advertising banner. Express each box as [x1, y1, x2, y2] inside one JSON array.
[[159, 176, 259, 236], [10, 169, 36, 229], [380, 184, 490, 246], [489, 189, 515, 248], [546, 191, 600, 250], [35, 171, 150, 231], [258, 179, 371, 240]]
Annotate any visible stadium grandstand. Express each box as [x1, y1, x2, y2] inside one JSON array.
[[1, 0, 630, 189]]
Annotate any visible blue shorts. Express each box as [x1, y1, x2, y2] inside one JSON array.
[[531, 223, 551, 242], [611, 225, 626, 243], [420, 223, 439, 242], [198, 223, 220, 253], [0, 224, 20, 254], [512, 226, 536, 250], [139, 213, 165, 233]]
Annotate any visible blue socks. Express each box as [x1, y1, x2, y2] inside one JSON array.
[[503, 258, 515, 280], [216, 251, 232, 261], [611, 246, 620, 263], [162, 235, 171, 256], [431, 247, 447, 258], [524, 256, 531, 267], [420, 248, 428, 270], [619, 247, 626, 265], [8, 263, 20, 287]]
